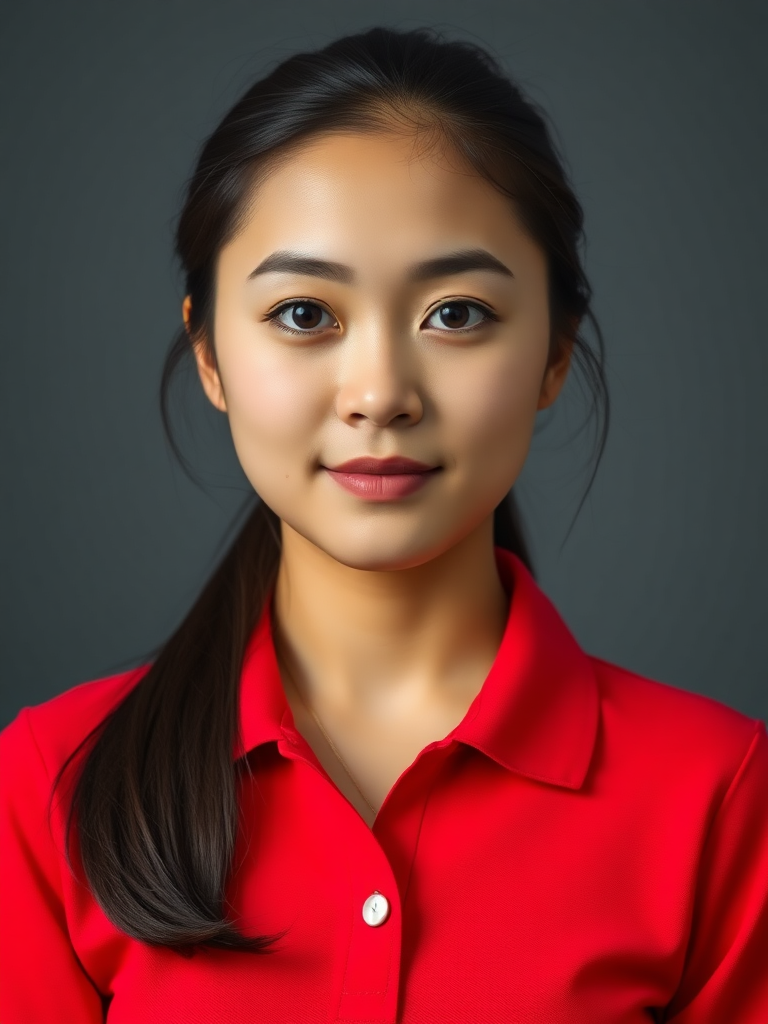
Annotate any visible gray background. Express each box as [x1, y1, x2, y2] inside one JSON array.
[[1, 0, 766, 730]]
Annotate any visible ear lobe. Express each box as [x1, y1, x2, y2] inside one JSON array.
[[193, 339, 228, 413], [183, 297, 227, 413], [536, 371, 559, 411], [537, 332, 575, 411]]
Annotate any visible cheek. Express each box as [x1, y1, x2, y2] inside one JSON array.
[[437, 341, 547, 476], [218, 348, 327, 487]]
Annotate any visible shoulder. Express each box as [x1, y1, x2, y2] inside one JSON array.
[[0, 665, 151, 781], [589, 653, 761, 746], [587, 653, 766, 800]]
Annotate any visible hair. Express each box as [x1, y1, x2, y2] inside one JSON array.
[[51, 25, 609, 955]]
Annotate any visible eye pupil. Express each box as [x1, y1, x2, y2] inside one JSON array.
[[440, 304, 469, 328], [292, 304, 322, 328]]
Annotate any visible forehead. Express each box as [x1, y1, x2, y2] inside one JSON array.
[[222, 132, 544, 283]]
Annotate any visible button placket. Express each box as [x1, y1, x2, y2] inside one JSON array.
[[336, 869, 400, 1022]]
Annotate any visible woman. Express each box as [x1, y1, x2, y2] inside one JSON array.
[[1, 25, 766, 1024]]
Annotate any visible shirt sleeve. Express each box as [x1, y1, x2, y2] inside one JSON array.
[[0, 708, 106, 1024], [662, 718, 768, 1023]]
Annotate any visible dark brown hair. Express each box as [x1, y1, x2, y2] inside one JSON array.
[[52, 25, 609, 955]]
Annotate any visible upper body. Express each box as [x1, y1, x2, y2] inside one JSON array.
[[2, 547, 767, 1023], [4, 24, 765, 1024]]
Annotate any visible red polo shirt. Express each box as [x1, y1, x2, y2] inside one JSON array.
[[1, 547, 767, 1023]]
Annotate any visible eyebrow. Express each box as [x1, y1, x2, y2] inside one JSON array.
[[247, 247, 514, 285]]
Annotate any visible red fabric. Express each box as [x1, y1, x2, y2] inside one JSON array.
[[1, 547, 767, 1023]]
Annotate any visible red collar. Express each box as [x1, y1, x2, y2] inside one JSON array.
[[235, 546, 599, 791]]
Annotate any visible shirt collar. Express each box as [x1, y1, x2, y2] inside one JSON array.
[[235, 546, 599, 791]]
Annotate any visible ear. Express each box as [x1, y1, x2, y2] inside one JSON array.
[[537, 322, 576, 411], [183, 295, 227, 413]]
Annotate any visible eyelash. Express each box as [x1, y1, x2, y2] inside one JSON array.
[[263, 298, 500, 337]]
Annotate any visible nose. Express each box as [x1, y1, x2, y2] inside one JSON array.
[[334, 322, 424, 428]]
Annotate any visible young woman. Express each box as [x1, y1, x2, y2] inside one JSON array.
[[1, 25, 766, 1024]]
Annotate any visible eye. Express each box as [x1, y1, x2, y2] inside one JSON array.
[[423, 301, 498, 333], [265, 300, 338, 336], [264, 297, 499, 338]]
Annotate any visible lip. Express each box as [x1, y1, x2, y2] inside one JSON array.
[[322, 456, 443, 501], [325, 456, 439, 474]]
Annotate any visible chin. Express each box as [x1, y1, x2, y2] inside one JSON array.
[[289, 524, 454, 574]]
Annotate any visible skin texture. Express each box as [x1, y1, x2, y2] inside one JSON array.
[[186, 131, 573, 823]]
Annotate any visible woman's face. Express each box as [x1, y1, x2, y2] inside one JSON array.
[[190, 131, 571, 571]]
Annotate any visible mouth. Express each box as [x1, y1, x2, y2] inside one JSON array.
[[322, 462, 443, 501], [324, 456, 440, 474]]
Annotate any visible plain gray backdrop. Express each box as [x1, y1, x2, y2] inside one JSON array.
[[1, 0, 766, 730]]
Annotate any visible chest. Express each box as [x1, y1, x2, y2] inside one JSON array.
[[91, 752, 685, 1024]]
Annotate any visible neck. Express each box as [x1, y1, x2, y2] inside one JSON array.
[[271, 519, 510, 722]]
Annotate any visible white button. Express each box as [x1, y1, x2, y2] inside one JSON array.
[[362, 891, 390, 927]]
